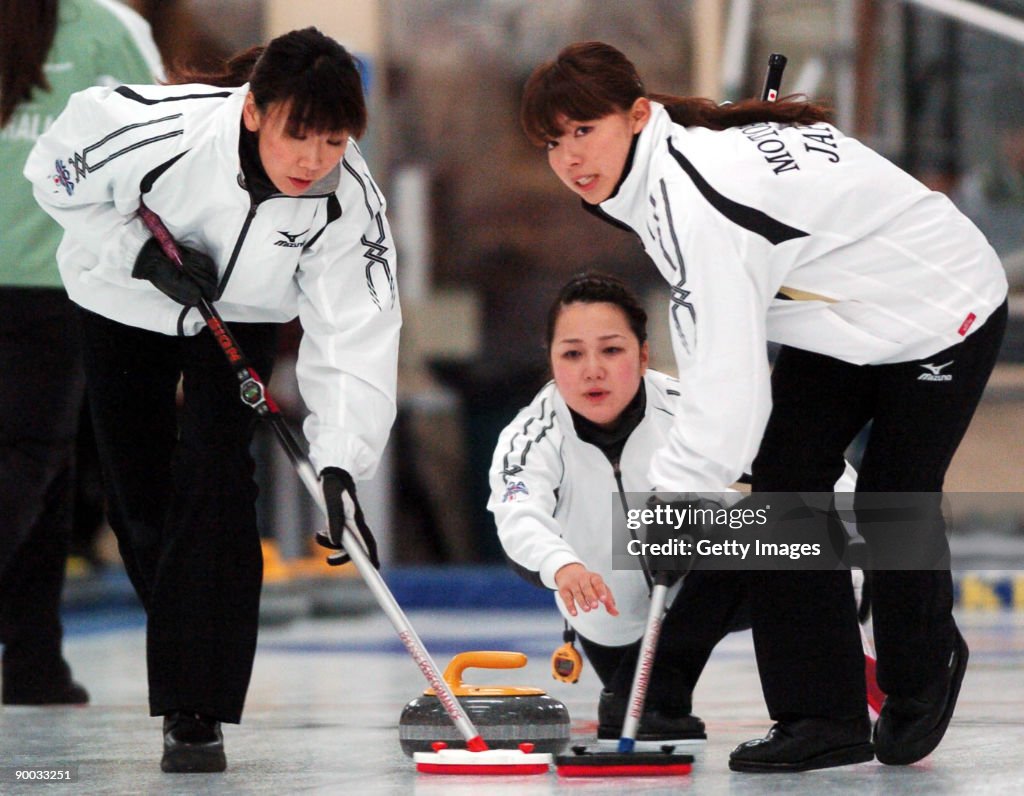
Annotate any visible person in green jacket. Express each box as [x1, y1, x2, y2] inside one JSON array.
[[0, 0, 162, 705]]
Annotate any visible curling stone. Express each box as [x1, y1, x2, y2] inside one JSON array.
[[398, 650, 571, 756]]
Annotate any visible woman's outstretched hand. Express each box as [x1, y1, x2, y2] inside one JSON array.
[[554, 563, 619, 617]]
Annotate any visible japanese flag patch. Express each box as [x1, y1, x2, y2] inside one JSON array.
[[502, 480, 530, 503]]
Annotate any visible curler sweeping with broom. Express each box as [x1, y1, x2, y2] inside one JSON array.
[[519, 41, 1007, 772], [25, 27, 399, 773]]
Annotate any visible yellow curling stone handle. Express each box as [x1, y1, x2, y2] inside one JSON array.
[[424, 650, 545, 697]]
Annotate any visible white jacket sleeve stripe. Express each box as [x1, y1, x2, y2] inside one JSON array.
[[658, 178, 686, 276], [69, 114, 182, 180], [501, 399, 556, 475], [343, 158, 379, 216], [670, 278, 698, 355], [648, 192, 678, 274], [342, 158, 396, 310], [363, 212, 395, 311]]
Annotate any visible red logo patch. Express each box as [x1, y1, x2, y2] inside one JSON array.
[[958, 313, 976, 336]]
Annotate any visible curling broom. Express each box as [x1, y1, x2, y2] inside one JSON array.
[[555, 571, 694, 777], [136, 201, 550, 776]]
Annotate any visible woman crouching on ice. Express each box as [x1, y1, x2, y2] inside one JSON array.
[[488, 272, 749, 748]]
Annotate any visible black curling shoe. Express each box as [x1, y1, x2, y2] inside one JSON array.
[[874, 628, 969, 766], [161, 711, 226, 773], [729, 716, 874, 772], [2, 680, 89, 706], [596, 689, 707, 743], [3, 657, 90, 706]]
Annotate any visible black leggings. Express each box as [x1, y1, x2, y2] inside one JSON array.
[[77, 308, 278, 723], [579, 570, 750, 713], [750, 302, 1007, 719]]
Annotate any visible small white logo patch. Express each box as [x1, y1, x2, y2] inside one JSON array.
[[918, 361, 953, 382]]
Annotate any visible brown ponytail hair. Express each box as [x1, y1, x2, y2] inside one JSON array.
[[0, 0, 59, 127], [167, 47, 264, 89], [521, 41, 831, 146]]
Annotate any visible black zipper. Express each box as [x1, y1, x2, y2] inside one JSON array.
[[223, 186, 335, 288], [219, 198, 260, 294], [176, 185, 335, 335], [612, 459, 653, 591], [176, 195, 258, 335]]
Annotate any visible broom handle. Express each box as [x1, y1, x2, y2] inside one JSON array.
[[761, 53, 787, 101], [136, 201, 487, 752], [618, 573, 672, 753]]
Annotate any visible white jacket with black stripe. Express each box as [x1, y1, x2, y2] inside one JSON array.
[[24, 83, 400, 478], [488, 371, 681, 647], [591, 102, 1007, 493], [488, 369, 860, 646]]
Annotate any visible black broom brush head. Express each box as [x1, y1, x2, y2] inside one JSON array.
[[555, 745, 694, 777]]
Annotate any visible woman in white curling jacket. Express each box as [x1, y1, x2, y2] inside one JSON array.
[[489, 272, 744, 746], [24, 27, 399, 773], [520, 41, 1007, 772]]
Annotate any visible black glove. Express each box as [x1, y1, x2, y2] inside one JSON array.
[[643, 495, 707, 587], [316, 467, 380, 569], [132, 236, 219, 306]]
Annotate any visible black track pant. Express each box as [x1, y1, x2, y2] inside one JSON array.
[[77, 308, 277, 723], [580, 570, 750, 714], [0, 289, 84, 700], [750, 302, 1007, 720]]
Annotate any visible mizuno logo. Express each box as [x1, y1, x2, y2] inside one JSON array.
[[918, 361, 953, 382], [274, 229, 308, 248]]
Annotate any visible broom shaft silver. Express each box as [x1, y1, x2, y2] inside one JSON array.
[[621, 582, 669, 742], [301, 466, 481, 745]]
